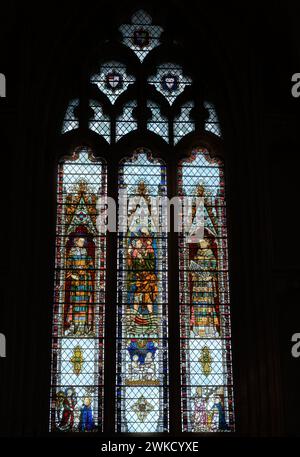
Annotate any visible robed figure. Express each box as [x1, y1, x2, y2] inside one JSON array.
[[64, 227, 95, 336], [57, 387, 77, 431], [78, 397, 95, 432], [126, 230, 159, 336], [189, 238, 220, 337]]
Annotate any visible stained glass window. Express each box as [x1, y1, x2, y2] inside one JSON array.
[[178, 148, 234, 432], [147, 100, 169, 142], [51, 9, 235, 435], [204, 101, 222, 137], [116, 100, 137, 142], [116, 148, 169, 432], [91, 62, 135, 105], [89, 100, 111, 142], [119, 10, 163, 62], [50, 147, 106, 432], [62, 98, 79, 133], [148, 64, 192, 105]]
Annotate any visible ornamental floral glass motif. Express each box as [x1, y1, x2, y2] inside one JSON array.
[[178, 148, 234, 432], [116, 148, 169, 432], [50, 147, 106, 432]]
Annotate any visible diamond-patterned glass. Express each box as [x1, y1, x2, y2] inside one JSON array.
[[147, 100, 169, 142], [204, 101, 222, 137], [116, 148, 169, 432], [89, 100, 111, 142], [62, 99, 79, 133], [50, 148, 107, 432], [116, 100, 137, 142], [174, 101, 195, 144], [178, 148, 234, 432], [52, 9, 232, 435]]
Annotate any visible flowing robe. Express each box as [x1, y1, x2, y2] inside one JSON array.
[[65, 246, 94, 334], [193, 395, 208, 431], [127, 242, 158, 334], [78, 405, 95, 432], [190, 248, 220, 337], [59, 396, 76, 431]]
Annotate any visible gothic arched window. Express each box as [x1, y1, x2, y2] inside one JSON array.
[[50, 9, 235, 434]]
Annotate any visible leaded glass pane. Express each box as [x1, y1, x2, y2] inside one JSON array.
[[148, 64, 192, 105], [174, 101, 195, 144], [91, 62, 135, 104], [116, 148, 169, 432], [204, 101, 222, 137], [116, 100, 137, 142], [178, 148, 234, 432], [119, 10, 163, 62], [89, 100, 111, 142], [50, 148, 106, 432], [52, 8, 234, 435], [147, 100, 169, 142], [62, 99, 79, 133]]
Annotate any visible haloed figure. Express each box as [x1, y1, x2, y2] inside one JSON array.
[[190, 239, 220, 338], [58, 387, 77, 431], [210, 395, 229, 431], [127, 234, 159, 335], [65, 234, 94, 336]]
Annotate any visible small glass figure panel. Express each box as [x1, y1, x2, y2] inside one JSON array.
[[50, 147, 107, 432], [119, 10, 163, 62], [91, 61, 135, 105], [178, 148, 234, 432], [116, 148, 169, 432]]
